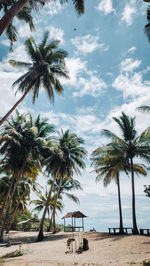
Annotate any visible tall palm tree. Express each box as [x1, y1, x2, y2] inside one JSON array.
[[91, 145, 126, 234], [6, 170, 41, 233], [102, 112, 150, 234], [91, 143, 147, 234], [0, 111, 54, 241], [37, 129, 87, 241], [0, 31, 69, 126], [0, 0, 85, 39], [48, 176, 81, 232]]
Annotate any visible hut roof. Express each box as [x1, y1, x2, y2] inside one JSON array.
[[62, 211, 87, 219]]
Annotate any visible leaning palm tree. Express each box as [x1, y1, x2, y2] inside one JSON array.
[[0, 2, 34, 51], [0, 0, 85, 37], [0, 31, 69, 126], [6, 170, 41, 233], [102, 112, 150, 234], [37, 129, 87, 241]]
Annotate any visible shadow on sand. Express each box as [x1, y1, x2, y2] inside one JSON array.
[[85, 231, 133, 242], [3, 231, 70, 245]]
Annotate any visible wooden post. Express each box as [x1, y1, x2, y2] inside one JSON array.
[[72, 217, 73, 232], [74, 217, 76, 232], [82, 217, 84, 232], [64, 218, 66, 232]]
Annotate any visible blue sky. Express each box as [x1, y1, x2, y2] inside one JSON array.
[[1, 0, 150, 231]]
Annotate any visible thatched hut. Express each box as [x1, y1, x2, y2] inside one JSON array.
[[62, 211, 87, 232]]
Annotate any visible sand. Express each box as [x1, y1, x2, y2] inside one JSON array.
[[0, 231, 150, 265]]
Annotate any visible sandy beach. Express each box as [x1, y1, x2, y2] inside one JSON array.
[[0, 231, 150, 265]]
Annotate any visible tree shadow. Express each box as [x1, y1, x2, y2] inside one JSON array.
[[84, 232, 132, 242], [3, 231, 71, 245]]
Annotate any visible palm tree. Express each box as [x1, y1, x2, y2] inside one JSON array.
[[144, 1, 150, 42], [91, 145, 126, 234], [91, 143, 147, 234], [32, 189, 63, 231], [102, 112, 150, 234], [5, 169, 41, 233], [137, 105, 150, 113], [0, 0, 85, 38], [0, 31, 69, 126], [37, 129, 87, 241], [0, 111, 54, 241], [2, 4, 34, 51], [48, 176, 81, 232], [48, 176, 81, 204]]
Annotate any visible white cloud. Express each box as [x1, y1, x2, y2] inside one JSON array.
[[111, 57, 150, 102], [46, 1, 66, 15], [128, 46, 136, 53], [71, 34, 107, 55], [121, 2, 136, 26], [97, 0, 115, 15], [120, 58, 141, 72], [1, 39, 10, 47], [109, 56, 150, 134], [73, 75, 107, 97], [17, 23, 32, 38], [46, 26, 64, 44], [63, 57, 107, 97]]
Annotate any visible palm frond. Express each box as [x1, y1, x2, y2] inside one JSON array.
[[137, 105, 150, 113]]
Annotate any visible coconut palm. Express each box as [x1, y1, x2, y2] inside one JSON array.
[[0, 0, 85, 39], [48, 176, 81, 204], [48, 176, 81, 232], [102, 112, 150, 234], [144, 2, 150, 42], [37, 129, 87, 241], [32, 189, 63, 231], [1, 4, 34, 51], [91, 142, 147, 234], [137, 105, 150, 113], [5, 169, 41, 233], [0, 31, 69, 126], [91, 145, 126, 234], [0, 111, 54, 241]]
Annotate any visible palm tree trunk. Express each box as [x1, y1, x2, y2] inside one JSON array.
[[0, 175, 15, 221], [6, 194, 24, 233], [37, 175, 58, 242], [0, 204, 10, 242], [51, 176, 63, 233], [47, 211, 53, 232], [53, 211, 56, 233], [0, 89, 30, 126], [0, 166, 25, 242], [130, 157, 139, 234], [0, 0, 30, 36], [116, 173, 124, 234]]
